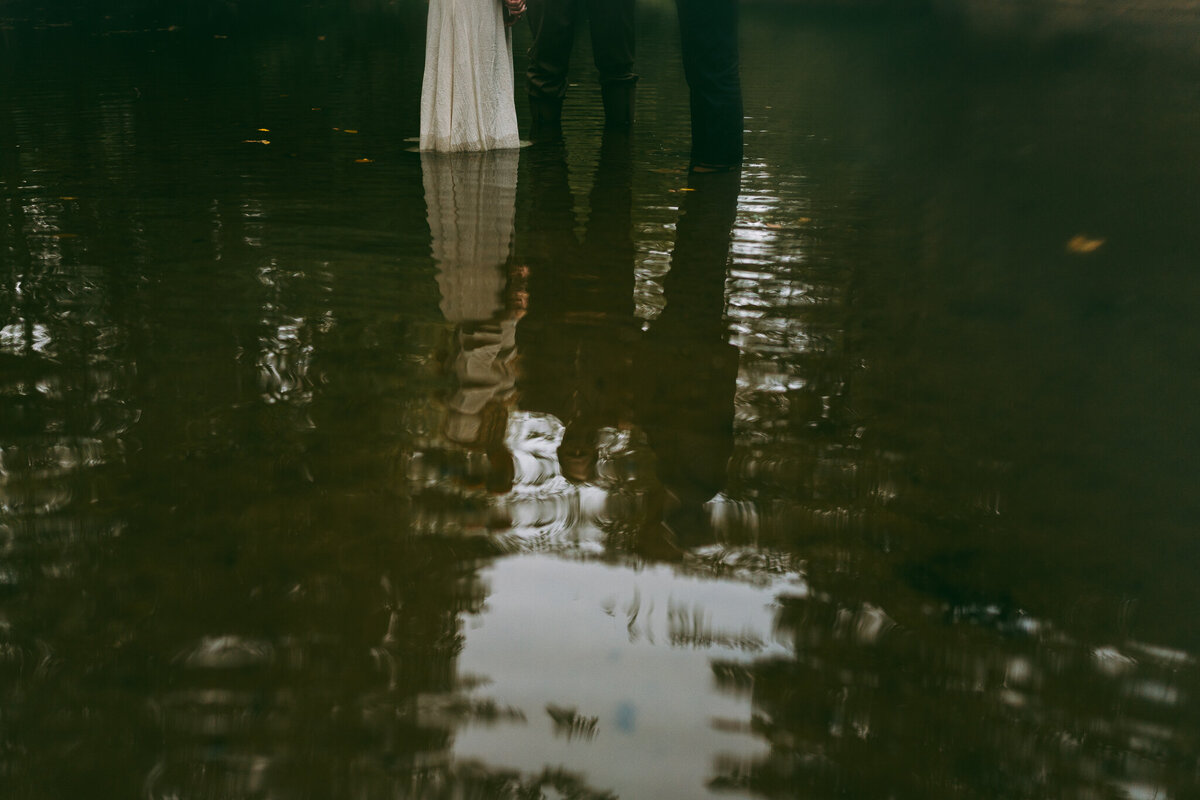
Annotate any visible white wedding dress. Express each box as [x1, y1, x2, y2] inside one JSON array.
[[420, 0, 521, 152]]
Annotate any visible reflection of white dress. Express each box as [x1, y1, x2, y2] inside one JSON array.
[[423, 150, 520, 443], [420, 0, 521, 152], [422, 150, 519, 322]]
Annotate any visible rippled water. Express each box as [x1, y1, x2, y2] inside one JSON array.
[[3, 2, 1200, 798]]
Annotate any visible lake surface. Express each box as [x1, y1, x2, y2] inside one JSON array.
[[3, 2, 1200, 798]]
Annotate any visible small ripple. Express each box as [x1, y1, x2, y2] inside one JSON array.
[[175, 636, 275, 670], [1093, 645, 1139, 677]]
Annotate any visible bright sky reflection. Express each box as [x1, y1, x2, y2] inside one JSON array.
[[452, 553, 805, 799]]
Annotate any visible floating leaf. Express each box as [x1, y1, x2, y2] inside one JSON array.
[[1066, 234, 1105, 254], [243, 139, 270, 145], [343, 129, 359, 134], [257, 128, 269, 132], [354, 158, 374, 164]]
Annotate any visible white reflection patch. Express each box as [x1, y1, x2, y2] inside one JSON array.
[[0, 320, 54, 355], [452, 554, 803, 799]]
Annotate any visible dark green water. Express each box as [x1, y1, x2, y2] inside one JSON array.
[[3, 2, 1200, 798]]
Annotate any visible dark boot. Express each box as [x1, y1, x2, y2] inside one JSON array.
[[600, 79, 637, 128], [528, 95, 564, 144]]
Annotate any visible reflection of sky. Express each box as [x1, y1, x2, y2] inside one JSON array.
[[452, 554, 805, 799]]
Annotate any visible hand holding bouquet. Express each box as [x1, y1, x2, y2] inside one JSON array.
[[503, 0, 526, 27]]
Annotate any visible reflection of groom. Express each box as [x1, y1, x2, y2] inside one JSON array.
[[636, 169, 741, 544], [515, 133, 640, 480], [525, 0, 637, 142], [516, 133, 742, 553]]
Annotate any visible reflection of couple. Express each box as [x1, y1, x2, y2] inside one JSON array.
[[420, 0, 743, 172], [423, 142, 740, 551], [518, 136, 741, 550]]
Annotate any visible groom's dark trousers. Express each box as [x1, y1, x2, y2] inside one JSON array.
[[526, 0, 637, 122], [676, 0, 743, 167]]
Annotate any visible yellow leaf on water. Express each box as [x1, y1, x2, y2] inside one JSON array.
[[678, 188, 695, 192], [243, 139, 270, 145], [257, 128, 270, 132], [796, 217, 812, 224], [1067, 234, 1105, 254], [60, 196, 78, 201], [343, 129, 359, 134], [354, 158, 374, 164]]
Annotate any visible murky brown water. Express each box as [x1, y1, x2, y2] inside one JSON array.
[[3, 2, 1200, 798]]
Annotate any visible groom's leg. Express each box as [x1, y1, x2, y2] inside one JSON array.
[[676, 0, 743, 168], [527, 0, 581, 141], [526, 0, 579, 102], [587, 0, 637, 126], [586, 0, 635, 86]]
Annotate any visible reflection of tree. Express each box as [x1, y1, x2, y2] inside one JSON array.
[[0, 18, 520, 799], [711, 583, 1200, 800], [1, 55, 144, 798], [696, 20, 1200, 800]]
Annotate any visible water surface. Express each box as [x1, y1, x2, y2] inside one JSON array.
[[3, 2, 1200, 798]]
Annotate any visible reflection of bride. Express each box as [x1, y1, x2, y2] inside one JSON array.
[[421, 150, 522, 493], [420, 0, 524, 152]]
